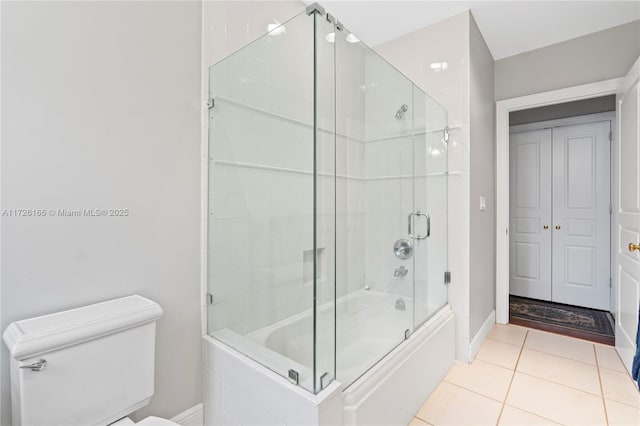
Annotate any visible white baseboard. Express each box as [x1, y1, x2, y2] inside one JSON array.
[[171, 403, 204, 426], [468, 310, 495, 361]]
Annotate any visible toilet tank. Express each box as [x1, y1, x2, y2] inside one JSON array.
[[2, 295, 163, 426]]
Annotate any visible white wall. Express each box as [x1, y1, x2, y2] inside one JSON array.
[[0, 1, 202, 423], [468, 15, 496, 340], [376, 11, 474, 361], [376, 10, 497, 360], [495, 20, 640, 100]]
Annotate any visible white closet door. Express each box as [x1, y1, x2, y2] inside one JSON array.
[[509, 129, 553, 300], [615, 58, 640, 373], [552, 121, 611, 310]]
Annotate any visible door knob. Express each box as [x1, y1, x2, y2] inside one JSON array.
[[629, 243, 640, 252], [555, 225, 561, 230], [543, 225, 549, 229]]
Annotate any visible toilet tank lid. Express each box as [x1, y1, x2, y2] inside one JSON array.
[[2, 295, 163, 360]]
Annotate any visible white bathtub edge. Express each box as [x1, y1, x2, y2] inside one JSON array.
[[468, 310, 495, 362], [342, 305, 454, 404], [203, 305, 455, 426], [342, 305, 455, 425], [170, 403, 204, 426]]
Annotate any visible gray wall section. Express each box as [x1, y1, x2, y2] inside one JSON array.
[[510, 95, 616, 125], [495, 20, 640, 100], [468, 14, 496, 340], [0, 1, 202, 423]]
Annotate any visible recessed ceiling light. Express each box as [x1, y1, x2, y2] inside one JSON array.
[[325, 32, 336, 43], [346, 33, 360, 43], [429, 62, 448, 72], [267, 22, 286, 36]]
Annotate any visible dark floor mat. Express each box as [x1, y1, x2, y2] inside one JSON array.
[[509, 295, 615, 345]]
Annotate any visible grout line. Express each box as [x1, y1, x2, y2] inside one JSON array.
[[440, 381, 506, 404], [515, 370, 603, 398], [501, 403, 563, 425], [523, 345, 598, 367], [601, 397, 640, 409], [594, 344, 610, 425], [485, 335, 526, 348], [496, 329, 529, 425], [414, 409, 430, 423], [598, 364, 629, 373]]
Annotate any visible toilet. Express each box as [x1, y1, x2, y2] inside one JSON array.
[[2, 295, 180, 426]]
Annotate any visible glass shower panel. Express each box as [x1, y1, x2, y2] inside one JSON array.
[[206, 4, 449, 396], [412, 87, 449, 328], [335, 31, 415, 387], [207, 11, 317, 392], [313, 10, 336, 392]]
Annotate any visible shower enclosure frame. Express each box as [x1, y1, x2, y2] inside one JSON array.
[[201, 3, 452, 421]]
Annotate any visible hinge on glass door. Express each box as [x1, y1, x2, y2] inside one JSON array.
[[206, 293, 214, 304], [288, 369, 299, 385], [404, 329, 411, 340], [320, 372, 332, 390], [443, 127, 450, 143], [207, 98, 215, 109], [444, 271, 451, 285]]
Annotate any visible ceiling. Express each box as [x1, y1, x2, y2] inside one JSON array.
[[306, 1, 640, 60]]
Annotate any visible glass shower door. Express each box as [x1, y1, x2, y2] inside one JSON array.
[[335, 32, 418, 387], [412, 88, 449, 328]]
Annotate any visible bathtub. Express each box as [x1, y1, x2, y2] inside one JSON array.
[[203, 291, 455, 425]]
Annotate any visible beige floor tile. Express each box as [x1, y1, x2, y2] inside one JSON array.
[[444, 359, 513, 401], [498, 405, 560, 425], [599, 368, 640, 408], [488, 324, 528, 346], [605, 399, 640, 426], [417, 381, 502, 426], [476, 338, 522, 369], [409, 417, 432, 426], [506, 372, 607, 425], [524, 329, 596, 364], [516, 348, 601, 395], [595, 344, 627, 372]]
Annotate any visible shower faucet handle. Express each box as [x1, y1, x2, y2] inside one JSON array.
[[393, 239, 413, 260]]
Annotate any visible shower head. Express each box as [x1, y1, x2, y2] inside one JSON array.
[[395, 104, 408, 120]]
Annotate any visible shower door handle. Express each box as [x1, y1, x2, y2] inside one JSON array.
[[408, 211, 430, 240]]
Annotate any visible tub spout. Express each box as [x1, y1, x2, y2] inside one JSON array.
[[394, 266, 408, 277]]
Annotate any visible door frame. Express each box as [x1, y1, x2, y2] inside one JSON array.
[[496, 78, 624, 324], [509, 112, 615, 310]]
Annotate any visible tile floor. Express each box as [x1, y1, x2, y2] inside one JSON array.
[[410, 324, 640, 425]]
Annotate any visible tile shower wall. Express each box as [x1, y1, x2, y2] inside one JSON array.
[[205, 3, 369, 335], [376, 11, 479, 361], [361, 50, 449, 317]]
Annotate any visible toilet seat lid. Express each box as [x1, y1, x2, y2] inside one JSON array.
[[138, 416, 179, 426]]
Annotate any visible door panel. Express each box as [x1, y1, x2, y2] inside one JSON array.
[[509, 129, 553, 300], [615, 58, 640, 373], [552, 121, 611, 310]]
